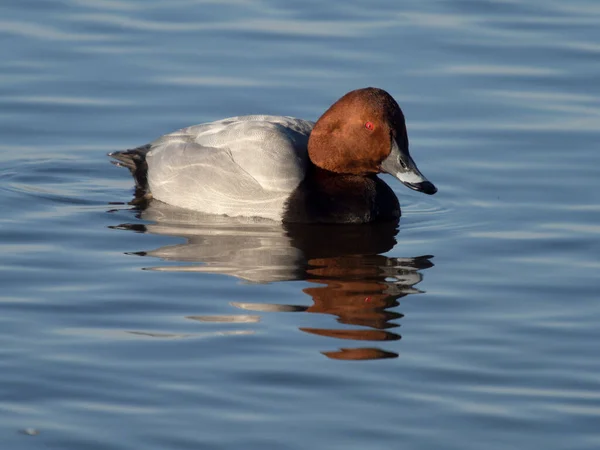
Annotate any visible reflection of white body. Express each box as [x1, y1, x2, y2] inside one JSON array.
[[139, 202, 304, 283], [146, 115, 314, 221], [129, 201, 426, 287]]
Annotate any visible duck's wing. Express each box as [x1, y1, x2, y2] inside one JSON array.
[[181, 115, 313, 192], [145, 117, 312, 220]]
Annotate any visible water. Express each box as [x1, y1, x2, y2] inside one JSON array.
[[1, 1, 599, 448]]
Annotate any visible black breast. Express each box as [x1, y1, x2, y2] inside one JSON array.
[[282, 169, 400, 224]]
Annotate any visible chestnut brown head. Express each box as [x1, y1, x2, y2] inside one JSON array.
[[308, 87, 436, 195]]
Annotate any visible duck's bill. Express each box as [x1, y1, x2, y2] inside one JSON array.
[[381, 140, 437, 195]]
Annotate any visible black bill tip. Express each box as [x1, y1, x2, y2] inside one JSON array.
[[405, 181, 438, 195]]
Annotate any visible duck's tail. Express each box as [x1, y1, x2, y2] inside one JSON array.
[[108, 144, 151, 192]]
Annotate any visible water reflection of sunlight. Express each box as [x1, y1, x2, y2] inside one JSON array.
[[111, 200, 434, 361]]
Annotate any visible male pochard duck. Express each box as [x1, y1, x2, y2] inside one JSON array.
[[110, 87, 437, 223]]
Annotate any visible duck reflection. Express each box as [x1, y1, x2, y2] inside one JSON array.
[[112, 201, 434, 361]]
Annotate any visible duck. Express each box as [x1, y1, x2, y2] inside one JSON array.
[[110, 87, 437, 224]]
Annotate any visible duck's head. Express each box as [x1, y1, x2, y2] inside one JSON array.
[[308, 87, 437, 195]]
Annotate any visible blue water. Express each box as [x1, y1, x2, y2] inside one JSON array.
[[1, 1, 599, 449]]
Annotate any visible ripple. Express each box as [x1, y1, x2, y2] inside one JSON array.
[[68, 12, 396, 37], [1, 96, 132, 107], [399, 196, 488, 235], [154, 76, 267, 87], [0, 20, 117, 42], [434, 64, 563, 76], [187, 315, 261, 323], [0, 160, 103, 207]]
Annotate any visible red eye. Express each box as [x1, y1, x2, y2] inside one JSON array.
[[365, 121, 374, 131]]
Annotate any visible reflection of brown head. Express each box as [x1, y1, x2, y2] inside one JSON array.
[[304, 255, 405, 331], [304, 279, 402, 331], [322, 348, 398, 361], [299, 254, 433, 360]]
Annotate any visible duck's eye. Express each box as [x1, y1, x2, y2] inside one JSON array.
[[365, 121, 374, 131]]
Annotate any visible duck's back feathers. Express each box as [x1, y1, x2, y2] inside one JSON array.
[[112, 115, 314, 221]]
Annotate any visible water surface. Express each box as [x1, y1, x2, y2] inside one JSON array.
[[1, 1, 599, 449]]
